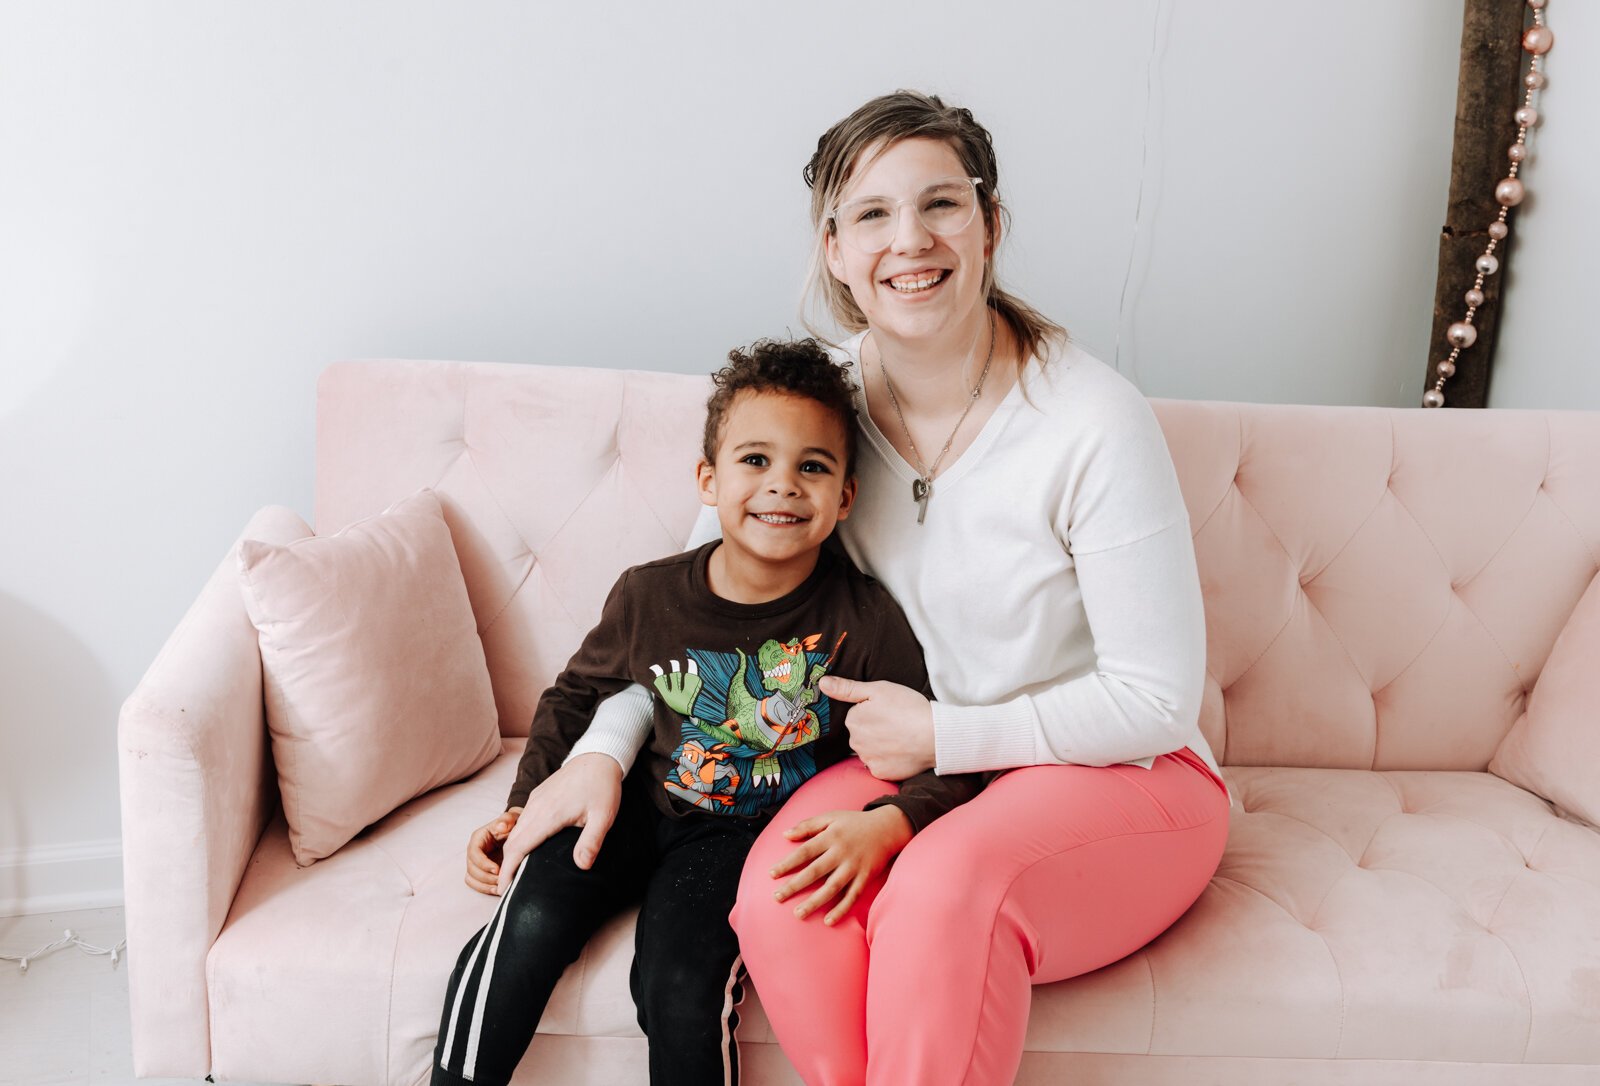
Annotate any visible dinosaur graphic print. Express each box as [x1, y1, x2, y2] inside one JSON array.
[[651, 632, 845, 817]]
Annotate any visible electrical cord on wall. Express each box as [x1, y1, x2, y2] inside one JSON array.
[[1111, 0, 1172, 391], [1, 928, 126, 973]]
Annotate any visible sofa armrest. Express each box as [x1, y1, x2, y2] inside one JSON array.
[[117, 505, 312, 1077]]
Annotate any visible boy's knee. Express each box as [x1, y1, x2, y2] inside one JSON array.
[[634, 954, 743, 1033]]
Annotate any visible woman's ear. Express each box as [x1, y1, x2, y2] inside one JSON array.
[[825, 232, 847, 283]]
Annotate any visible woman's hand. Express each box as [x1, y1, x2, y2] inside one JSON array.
[[820, 676, 936, 780], [770, 806, 914, 926], [489, 753, 624, 896]]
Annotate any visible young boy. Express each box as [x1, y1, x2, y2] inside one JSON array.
[[432, 340, 980, 1086]]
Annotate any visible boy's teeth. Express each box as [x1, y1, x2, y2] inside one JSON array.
[[889, 271, 946, 293], [756, 513, 801, 524]]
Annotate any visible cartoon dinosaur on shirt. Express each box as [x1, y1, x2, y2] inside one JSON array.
[[652, 633, 844, 813]]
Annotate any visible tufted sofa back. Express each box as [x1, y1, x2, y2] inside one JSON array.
[[316, 361, 1600, 772]]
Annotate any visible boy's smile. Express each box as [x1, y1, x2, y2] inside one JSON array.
[[697, 390, 857, 603]]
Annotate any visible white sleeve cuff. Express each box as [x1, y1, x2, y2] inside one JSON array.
[[932, 697, 1039, 775], [566, 683, 655, 775]]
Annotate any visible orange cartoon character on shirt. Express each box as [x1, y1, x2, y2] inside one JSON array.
[[653, 632, 845, 816]]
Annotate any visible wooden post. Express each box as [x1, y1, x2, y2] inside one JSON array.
[[1425, 0, 1528, 407]]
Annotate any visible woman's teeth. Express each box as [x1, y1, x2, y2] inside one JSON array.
[[888, 270, 948, 293]]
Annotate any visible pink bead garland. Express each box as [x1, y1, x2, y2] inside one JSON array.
[[1426, 0, 1553, 408]]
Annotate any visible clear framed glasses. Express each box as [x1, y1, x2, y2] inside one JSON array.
[[827, 176, 984, 253]]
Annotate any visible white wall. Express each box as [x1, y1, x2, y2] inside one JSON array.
[[0, 0, 1477, 912], [1489, 3, 1599, 408]]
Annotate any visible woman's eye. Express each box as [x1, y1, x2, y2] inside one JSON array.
[[853, 205, 888, 223], [924, 197, 957, 211]]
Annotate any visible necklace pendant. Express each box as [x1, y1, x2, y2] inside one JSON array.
[[912, 477, 931, 524]]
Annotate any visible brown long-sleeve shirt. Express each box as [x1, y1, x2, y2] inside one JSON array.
[[508, 541, 982, 832]]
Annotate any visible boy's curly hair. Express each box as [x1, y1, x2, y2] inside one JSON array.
[[703, 338, 859, 475]]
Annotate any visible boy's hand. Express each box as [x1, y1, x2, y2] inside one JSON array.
[[770, 806, 913, 926], [465, 809, 521, 895], [821, 676, 936, 780], [495, 753, 624, 896]]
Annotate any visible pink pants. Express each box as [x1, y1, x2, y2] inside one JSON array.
[[730, 751, 1229, 1086]]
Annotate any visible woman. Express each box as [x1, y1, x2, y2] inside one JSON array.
[[472, 91, 1230, 1086], [722, 90, 1230, 1086]]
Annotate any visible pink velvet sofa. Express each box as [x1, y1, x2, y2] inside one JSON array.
[[119, 359, 1600, 1085]]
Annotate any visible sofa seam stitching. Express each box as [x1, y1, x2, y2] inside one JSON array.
[[1451, 476, 1546, 595], [1212, 874, 1348, 1057], [1143, 951, 1158, 1055], [1250, 807, 1363, 865], [1294, 430, 1396, 590], [383, 887, 418, 1085], [454, 443, 538, 638], [1186, 405, 1242, 541], [1383, 486, 1523, 690], [615, 377, 688, 548], [1539, 416, 1600, 567]]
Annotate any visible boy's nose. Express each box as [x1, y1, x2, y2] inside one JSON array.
[[766, 472, 802, 497]]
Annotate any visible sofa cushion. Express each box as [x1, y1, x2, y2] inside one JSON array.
[[1490, 569, 1600, 827], [205, 763, 1600, 1084], [1033, 767, 1600, 1065], [205, 742, 782, 1085], [237, 487, 501, 865]]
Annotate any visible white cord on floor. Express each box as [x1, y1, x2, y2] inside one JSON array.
[[0, 928, 127, 973]]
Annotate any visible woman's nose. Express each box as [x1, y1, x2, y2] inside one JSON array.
[[890, 203, 933, 254]]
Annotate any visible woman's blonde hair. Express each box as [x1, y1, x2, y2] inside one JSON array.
[[802, 90, 1066, 365]]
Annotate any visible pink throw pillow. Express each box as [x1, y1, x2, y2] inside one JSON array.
[[1490, 569, 1600, 826], [238, 488, 501, 865]]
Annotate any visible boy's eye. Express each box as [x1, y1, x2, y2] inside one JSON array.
[[800, 460, 831, 474], [740, 454, 769, 468]]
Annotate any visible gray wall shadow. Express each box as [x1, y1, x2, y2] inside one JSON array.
[[0, 590, 119, 913]]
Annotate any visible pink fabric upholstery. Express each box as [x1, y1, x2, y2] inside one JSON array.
[[1159, 404, 1600, 771], [118, 504, 312, 1077], [1491, 570, 1600, 826], [118, 360, 1600, 1085], [314, 361, 710, 739], [238, 488, 501, 864]]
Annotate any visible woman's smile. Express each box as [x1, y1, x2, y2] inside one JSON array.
[[884, 268, 951, 295], [826, 138, 991, 343]]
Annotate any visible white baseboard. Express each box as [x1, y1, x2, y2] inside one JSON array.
[[0, 839, 124, 917]]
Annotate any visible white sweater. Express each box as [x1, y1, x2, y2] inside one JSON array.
[[571, 335, 1223, 787]]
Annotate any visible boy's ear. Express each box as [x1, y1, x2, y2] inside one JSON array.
[[835, 475, 858, 521], [695, 459, 718, 507]]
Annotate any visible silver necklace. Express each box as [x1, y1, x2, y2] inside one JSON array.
[[878, 309, 996, 525]]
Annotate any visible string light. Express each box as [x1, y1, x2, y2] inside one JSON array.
[[0, 928, 127, 974], [1426, 0, 1553, 407]]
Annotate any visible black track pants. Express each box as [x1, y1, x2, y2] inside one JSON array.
[[432, 788, 761, 1086]]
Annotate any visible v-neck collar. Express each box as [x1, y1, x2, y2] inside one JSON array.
[[848, 330, 1033, 497]]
